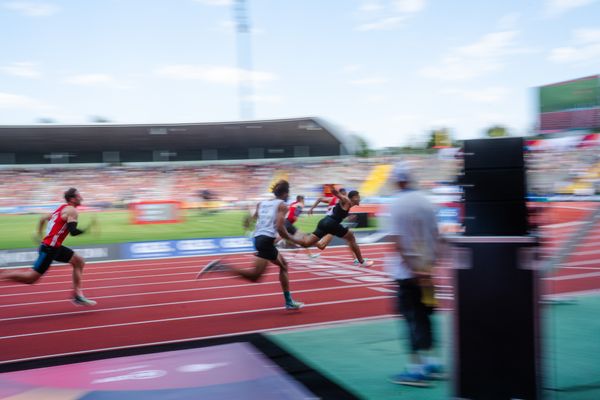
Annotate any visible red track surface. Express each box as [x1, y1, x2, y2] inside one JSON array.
[[2, 218, 600, 364]]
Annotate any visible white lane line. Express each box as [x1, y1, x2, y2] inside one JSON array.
[[337, 279, 360, 284], [0, 283, 383, 323], [547, 271, 600, 281], [0, 264, 336, 298], [0, 296, 392, 341], [0, 273, 390, 307], [571, 249, 600, 257], [544, 221, 589, 229], [559, 259, 600, 268], [368, 287, 395, 293], [0, 314, 398, 365]]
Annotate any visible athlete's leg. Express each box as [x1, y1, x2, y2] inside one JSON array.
[[291, 233, 321, 248], [230, 257, 269, 282], [0, 268, 42, 284], [69, 253, 85, 296], [1, 245, 51, 285], [66, 251, 96, 306], [343, 230, 372, 266], [272, 253, 303, 309], [316, 234, 334, 250]]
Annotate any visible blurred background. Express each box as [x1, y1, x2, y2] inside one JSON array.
[[0, 1, 599, 399]]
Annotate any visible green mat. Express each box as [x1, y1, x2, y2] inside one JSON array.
[[270, 295, 600, 400]]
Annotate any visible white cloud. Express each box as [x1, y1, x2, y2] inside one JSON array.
[[549, 28, 600, 64], [0, 92, 48, 110], [359, 1, 384, 12], [355, 0, 425, 31], [0, 62, 41, 78], [420, 30, 525, 81], [193, 0, 231, 6], [349, 76, 388, 85], [2, 1, 58, 17], [356, 16, 405, 31], [64, 73, 131, 89], [155, 64, 276, 85], [441, 87, 510, 103], [544, 0, 597, 17], [393, 0, 425, 14], [497, 12, 520, 30]]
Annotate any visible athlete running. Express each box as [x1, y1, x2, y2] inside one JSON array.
[[197, 180, 304, 310], [0, 188, 97, 306], [308, 187, 347, 251], [293, 185, 373, 267]]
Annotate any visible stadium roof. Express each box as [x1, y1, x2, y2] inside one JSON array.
[[0, 117, 355, 164]]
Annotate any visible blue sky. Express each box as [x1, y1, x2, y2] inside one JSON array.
[[0, 0, 599, 147]]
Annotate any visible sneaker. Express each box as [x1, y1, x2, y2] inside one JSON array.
[[196, 260, 224, 279], [72, 294, 97, 307], [285, 300, 304, 310], [424, 364, 447, 380], [354, 258, 374, 267], [389, 371, 432, 388]]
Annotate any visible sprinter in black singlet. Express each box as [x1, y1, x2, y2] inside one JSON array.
[[292, 185, 374, 267]]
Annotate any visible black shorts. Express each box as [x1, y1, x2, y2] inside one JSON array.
[[284, 220, 297, 236], [312, 216, 349, 239], [32, 244, 74, 275], [253, 235, 279, 261]]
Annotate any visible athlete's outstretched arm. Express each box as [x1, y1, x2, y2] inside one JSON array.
[[35, 214, 51, 241], [330, 186, 350, 206], [308, 197, 328, 215], [64, 206, 96, 236], [243, 203, 260, 230]]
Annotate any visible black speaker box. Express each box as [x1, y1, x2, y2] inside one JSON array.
[[464, 201, 528, 235], [455, 242, 540, 399], [460, 168, 526, 202], [463, 137, 524, 170]]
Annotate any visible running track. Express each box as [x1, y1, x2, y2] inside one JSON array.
[[1, 222, 600, 364]]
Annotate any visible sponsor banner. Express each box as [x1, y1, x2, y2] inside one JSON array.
[[123, 236, 255, 259], [0, 244, 120, 267], [0, 205, 59, 215], [437, 206, 460, 224]]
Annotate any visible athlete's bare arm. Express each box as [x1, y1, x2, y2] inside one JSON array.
[[330, 186, 350, 208], [63, 205, 79, 223], [63, 206, 89, 236], [36, 213, 51, 241], [276, 203, 291, 241], [308, 197, 329, 215], [253, 202, 260, 220]]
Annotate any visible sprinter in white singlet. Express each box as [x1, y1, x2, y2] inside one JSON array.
[[197, 180, 304, 310]]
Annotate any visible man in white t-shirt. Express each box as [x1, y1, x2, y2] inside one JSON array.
[[382, 162, 445, 388]]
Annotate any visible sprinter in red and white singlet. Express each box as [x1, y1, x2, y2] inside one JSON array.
[[0, 188, 97, 306]]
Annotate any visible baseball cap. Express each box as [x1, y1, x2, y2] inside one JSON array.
[[391, 162, 413, 183]]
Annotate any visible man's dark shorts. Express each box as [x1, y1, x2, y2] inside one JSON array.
[[312, 216, 349, 239], [284, 220, 297, 236], [254, 235, 279, 261], [32, 244, 74, 275]]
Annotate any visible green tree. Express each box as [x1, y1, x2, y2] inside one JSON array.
[[427, 128, 452, 149], [350, 134, 373, 157], [36, 117, 56, 123], [485, 125, 509, 138], [90, 115, 111, 123]]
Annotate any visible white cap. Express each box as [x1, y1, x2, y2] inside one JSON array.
[[391, 162, 413, 183]]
